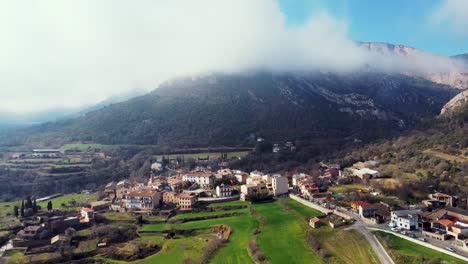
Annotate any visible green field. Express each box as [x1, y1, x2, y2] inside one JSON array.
[[374, 231, 465, 264], [61, 143, 111, 151], [0, 193, 96, 217], [253, 201, 323, 264], [279, 198, 379, 264], [171, 208, 247, 220]]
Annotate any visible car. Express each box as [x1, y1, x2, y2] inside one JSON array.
[[418, 237, 426, 242], [388, 223, 395, 228], [391, 227, 399, 232], [445, 247, 455, 252], [400, 231, 407, 235], [407, 233, 415, 238]]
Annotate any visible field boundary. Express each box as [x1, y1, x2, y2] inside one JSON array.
[[370, 228, 468, 262], [289, 194, 333, 214]]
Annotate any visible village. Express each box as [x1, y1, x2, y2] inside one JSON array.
[[1, 148, 468, 264]]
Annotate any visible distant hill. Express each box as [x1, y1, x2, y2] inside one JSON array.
[[1, 71, 457, 148]]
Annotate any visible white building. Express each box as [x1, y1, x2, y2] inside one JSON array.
[[182, 172, 216, 186], [391, 209, 421, 231], [271, 174, 288, 196], [292, 173, 309, 187], [351, 168, 380, 180], [216, 184, 233, 197]]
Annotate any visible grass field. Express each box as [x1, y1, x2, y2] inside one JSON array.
[[328, 183, 368, 194], [279, 198, 379, 264], [374, 231, 465, 264], [0, 193, 96, 217], [61, 143, 111, 151], [142, 215, 258, 264], [207, 200, 248, 207], [171, 208, 247, 220], [253, 201, 323, 264]]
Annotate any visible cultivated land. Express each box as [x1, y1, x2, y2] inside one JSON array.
[[137, 198, 381, 264], [154, 151, 249, 160], [0, 193, 96, 217], [4, 197, 438, 264], [374, 231, 465, 264], [61, 143, 111, 151]]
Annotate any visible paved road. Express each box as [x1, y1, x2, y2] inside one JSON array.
[[294, 196, 395, 264], [347, 214, 395, 264]]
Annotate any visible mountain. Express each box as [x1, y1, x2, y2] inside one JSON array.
[[359, 42, 468, 90], [0, 89, 145, 130], [441, 89, 468, 115], [1, 71, 458, 148]]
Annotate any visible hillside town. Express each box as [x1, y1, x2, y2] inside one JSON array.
[[1, 153, 467, 263]]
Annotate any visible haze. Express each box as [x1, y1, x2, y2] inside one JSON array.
[[0, 0, 467, 113]]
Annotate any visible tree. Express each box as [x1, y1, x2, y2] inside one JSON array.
[[20, 200, 25, 218], [13, 205, 19, 218], [32, 199, 38, 214], [47, 201, 53, 211], [26, 196, 33, 209]]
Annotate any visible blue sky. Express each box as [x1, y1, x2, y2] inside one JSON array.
[[278, 0, 468, 56]]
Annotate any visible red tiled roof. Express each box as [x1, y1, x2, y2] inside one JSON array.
[[351, 201, 370, 207], [437, 219, 454, 227]]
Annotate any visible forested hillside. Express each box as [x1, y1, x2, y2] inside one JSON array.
[[336, 102, 468, 201], [0, 72, 458, 148]]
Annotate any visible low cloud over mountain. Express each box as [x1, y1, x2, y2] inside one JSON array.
[[0, 0, 466, 112]]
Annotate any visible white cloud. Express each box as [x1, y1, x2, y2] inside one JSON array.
[[0, 0, 464, 113], [431, 0, 468, 36]]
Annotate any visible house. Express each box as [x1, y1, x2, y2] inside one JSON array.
[[351, 168, 380, 181], [391, 209, 421, 231], [309, 217, 321, 228], [162, 191, 179, 205], [300, 183, 319, 199], [216, 184, 233, 197], [271, 174, 288, 196], [429, 192, 456, 207], [178, 192, 198, 210], [234, 172, 249, 184], [90, 201, 112, 211], [446, 207, 468, 222], [292, 173, 308, 187], [240, 182, 267, 201], [359, 204, 377, 218], [351, 201, 369, 211], [182, 172, 216, 186], [125, 190, 161, 210], [216, 169, 233, 179], [51, 235, 71, 248], [81, 207, 95, 222], [16, 226, 45, 240]]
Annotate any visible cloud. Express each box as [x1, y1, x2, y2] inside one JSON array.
[[0, 0, 464, 112], [431, 0, 468, 36]]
